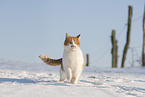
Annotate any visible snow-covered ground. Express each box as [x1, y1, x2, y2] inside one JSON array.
[[0, 59, 145, 97]]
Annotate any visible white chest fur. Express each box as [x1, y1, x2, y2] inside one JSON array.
[[63, 46, 84, 71]]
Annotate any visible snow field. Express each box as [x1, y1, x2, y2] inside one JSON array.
[[0, 67, 145, 97]]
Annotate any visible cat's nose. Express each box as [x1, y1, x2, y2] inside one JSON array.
[[71, 45, 76, 48]]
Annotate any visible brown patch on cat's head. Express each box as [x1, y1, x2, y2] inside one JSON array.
[[64, 33, 81, 47]]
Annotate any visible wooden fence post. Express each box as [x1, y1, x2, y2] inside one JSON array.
[[86, 54, 89, 67], [111, 30, 118, 68], [121, 6, 133, 68], [142, 5, 145, 67], [115, 40, 118, 67]]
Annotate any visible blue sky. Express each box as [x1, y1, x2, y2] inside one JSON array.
[[0, 0, 144, 67]]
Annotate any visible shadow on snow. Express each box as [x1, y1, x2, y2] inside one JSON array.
[[0, 78, 37, 84]]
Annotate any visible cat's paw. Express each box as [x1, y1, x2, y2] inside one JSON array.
[[59, 80, 64, 83]]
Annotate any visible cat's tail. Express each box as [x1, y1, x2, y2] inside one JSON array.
[[39, 55, 62, 66]]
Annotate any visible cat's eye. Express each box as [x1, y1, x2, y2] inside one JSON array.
[[70, 42, 73, 44]]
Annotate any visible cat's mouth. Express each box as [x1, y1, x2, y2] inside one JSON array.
[[71, 45, 77, 49]]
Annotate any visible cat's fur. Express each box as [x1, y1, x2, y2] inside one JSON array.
[[39, 33, 85, 84]]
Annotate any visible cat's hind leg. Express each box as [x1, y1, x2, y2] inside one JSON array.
[[59, 68, 66, 82]]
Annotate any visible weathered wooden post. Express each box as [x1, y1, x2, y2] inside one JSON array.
[[121, 6, 133, 68], [86, 54, 89, 67], [142, 5, 145, 67], [115, 40, 118, 67], [111, 30, 118, 68]]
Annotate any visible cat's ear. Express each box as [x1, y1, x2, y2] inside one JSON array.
[[66, 33, 70, 39], [77, 34, 81, 39]]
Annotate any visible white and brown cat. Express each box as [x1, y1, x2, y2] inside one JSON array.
[[39, 33, 85, 84]]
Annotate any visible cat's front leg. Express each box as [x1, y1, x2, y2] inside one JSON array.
[[66, 68, 72, 82], [71, 69, 82, 84], [71, 77, 77, 84]]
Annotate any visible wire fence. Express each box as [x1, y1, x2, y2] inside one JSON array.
[[90, 14, 143, 67]]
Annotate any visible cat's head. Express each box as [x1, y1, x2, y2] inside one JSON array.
[[64, 33, 81, 50]]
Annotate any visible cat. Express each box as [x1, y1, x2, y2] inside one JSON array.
[[39, 33, 85, 84]]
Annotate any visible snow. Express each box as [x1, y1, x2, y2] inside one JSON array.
[[0, 59, 145, 97]]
